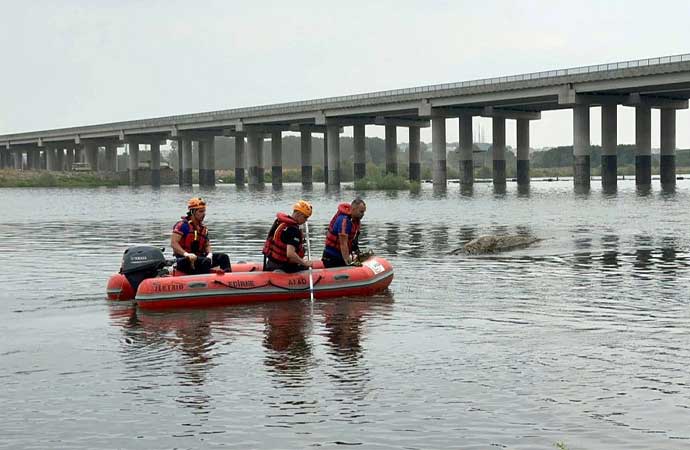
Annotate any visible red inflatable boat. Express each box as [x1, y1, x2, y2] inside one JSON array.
[[107, 247, 393, 309]]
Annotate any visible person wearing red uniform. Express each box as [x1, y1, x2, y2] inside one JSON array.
[[171, 197, 231, 274], [262, 200, 315, 273]]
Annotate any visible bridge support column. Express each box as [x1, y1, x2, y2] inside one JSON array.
[[432, 117, 446, 187], [573, 105, 591, 190], [300, 129, 312, 186], [85, 142, 99, 171], [353, 124, 366, 180], [660, 108, 676, 188], [197, 140, 206, 185], [234, 134, 246, 186], [105, 144, 117, 173], [271, 131, 282, 188], [601, 104, 617, 191], [198, 139, 214, 187], [46, 147, 57, 171], [206, 138, 216, 187], [247, 131, 264, 186], [635, 106, 652, 187], [56, 148, 65, 171], [459, 115, 474, 187], [64, 148, 74, 171], [181, 138, 193, 187], [516, 119, 530, 186], [323, 130, 329, 185], [150, 141, 161, 187], [14, 150, 22, 170], [385, 125, 397, 174], [327, 125, 340, 187], [176, 140, 183, 186], [128, 142, 139, 186], [409, 126, 421, 183], [26, 148, 37, 170], [492, 117, 506, 186]]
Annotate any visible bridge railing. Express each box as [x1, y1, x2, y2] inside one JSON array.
[[231, 53, 690, 113]]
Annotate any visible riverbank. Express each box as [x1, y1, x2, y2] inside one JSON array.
[[0, 169, 122, 187], [3, 166, 689, 188]]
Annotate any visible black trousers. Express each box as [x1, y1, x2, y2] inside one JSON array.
[[263, 258, 304, 273], [321, 253, 346, 268], [176, 253, 231, 274]]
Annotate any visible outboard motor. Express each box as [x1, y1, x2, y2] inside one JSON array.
[[120, 246, 168, 293]]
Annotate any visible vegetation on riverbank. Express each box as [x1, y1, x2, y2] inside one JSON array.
[[352, 173, 415, 190], [0, 170, 122, 188]]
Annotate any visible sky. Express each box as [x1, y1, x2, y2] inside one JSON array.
[[1, 0, 690, 149]]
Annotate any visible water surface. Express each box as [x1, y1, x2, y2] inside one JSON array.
[[2, 180, 689, 449]]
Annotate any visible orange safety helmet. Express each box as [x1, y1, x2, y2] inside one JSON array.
[[187, 197, 207, 211], [292, 200, 312, 218]]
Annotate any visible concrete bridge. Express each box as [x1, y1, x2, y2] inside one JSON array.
[[2, 53, 690, 191]]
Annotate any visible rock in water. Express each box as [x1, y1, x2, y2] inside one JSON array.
[[451, 235, 541, 255]]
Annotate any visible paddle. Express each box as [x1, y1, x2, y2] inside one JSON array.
[[304, 220, 315, 303]]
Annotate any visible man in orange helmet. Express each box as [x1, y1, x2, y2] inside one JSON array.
[[171, 197, 231, 274], [262, 200, 315, 273]]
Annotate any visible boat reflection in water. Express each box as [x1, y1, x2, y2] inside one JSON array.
[[109, 292, 394, 413]]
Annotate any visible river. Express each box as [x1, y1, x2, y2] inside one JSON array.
[[1, 180, 689, 449]]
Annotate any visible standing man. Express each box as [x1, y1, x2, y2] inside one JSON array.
[[171, 197, 232, 274], [322, 198, 366, 268], [262, 200, 315, 273]]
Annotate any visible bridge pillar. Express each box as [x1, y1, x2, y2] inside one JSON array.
[[176, 140, 183, 186], [150, 141, 161, 187], [247, 131, 264, 186], [64, 148, 74, 171], [234, 134, 246, 186], [104, 144, 117, 173], [385, 125, 397, 174], [84, 142, 99, 171], [46, 146, 57, 171], [300, 129, 312, 186], [492, 117, 506, 186], [327, 125, 340, 187], [0, 149, 6, 169], [197, 140, 205, 184], [56, 147, 65, 171], [432, 117, 446, 187], [660, 108, 676, 188], [353, 124, 366, 180], [26, 148, 37, 170], [181, 138, 193, 187], [128, 142, 139, 186], [409, 126, 421, 183], [516, 119, 530, 186], [459, 115, 473, 187], [573, 105, 591, 190], [207, 138, 216, 187], [14, 149, 22, 170], [323, 130, 329, 185], [271, 131, 282, 188], [601, 104, 617, 191], [635, 106, 652, 186], [199, 138, 215, 187]]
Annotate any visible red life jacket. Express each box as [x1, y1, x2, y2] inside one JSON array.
[[173, 217, 209, 256], [324, 203, 360, 255], [262, 212, 304, 263]]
